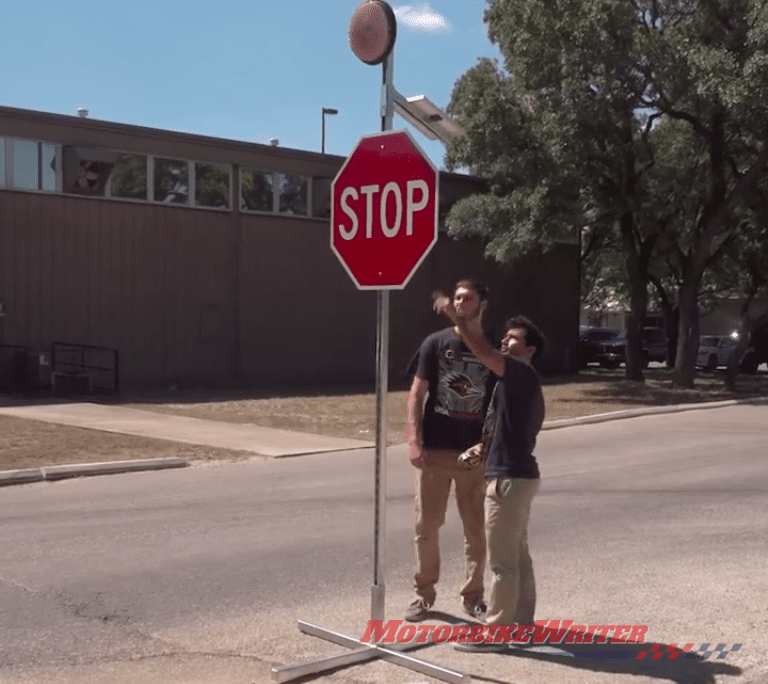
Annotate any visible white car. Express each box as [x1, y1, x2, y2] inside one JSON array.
[[697, 335, 738, 370]]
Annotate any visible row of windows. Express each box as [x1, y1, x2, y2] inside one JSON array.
[[0, 137, 327, 217]]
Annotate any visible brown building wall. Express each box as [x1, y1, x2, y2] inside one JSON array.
[[0, 189, 578, 390], [0, 191, 237, 386], [0, 105, 579, 391], [237, 213, 378, 385]]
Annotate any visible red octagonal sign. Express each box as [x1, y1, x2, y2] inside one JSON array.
[[331, 129, 439, 289]]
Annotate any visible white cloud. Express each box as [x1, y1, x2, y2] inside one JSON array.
[[393, 4, 451, 32]]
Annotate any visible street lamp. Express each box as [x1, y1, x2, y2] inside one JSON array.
[[321, 107, 338, 154]]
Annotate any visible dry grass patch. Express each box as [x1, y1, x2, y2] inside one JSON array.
[[2, 367, 766, 471]]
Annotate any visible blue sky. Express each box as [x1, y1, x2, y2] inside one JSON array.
[[3, 2, 500, 169]]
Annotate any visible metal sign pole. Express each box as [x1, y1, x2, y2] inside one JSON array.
[[273, 5, 467, 681], [371, 47, 394, 624]]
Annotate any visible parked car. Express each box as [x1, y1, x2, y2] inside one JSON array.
[[596, 327, 668, 369], [697, 335, 738, 371], [740, 322, 768, 374], [579, 327, 620, 367]]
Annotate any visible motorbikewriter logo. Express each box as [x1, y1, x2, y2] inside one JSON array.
[[360, 620, 742, 660], [361, 620, 648, 646]]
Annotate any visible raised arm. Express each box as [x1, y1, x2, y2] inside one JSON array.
[[433, 295, 505, 377]]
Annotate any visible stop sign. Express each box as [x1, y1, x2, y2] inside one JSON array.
[[331, 129, 439, 289]]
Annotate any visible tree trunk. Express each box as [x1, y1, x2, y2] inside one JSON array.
[[618, 214, 647, 381], [673, 283, 700, 388], [625, 309, 646, 380]]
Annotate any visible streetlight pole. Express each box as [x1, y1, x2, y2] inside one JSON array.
[[321, 107, 338, 154]]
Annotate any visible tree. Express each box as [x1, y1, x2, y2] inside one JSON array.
[[634, 0, 768, 387], [719, 184, 768, 388], [446, 0, 768, 387], [447, 0, 659, 380]]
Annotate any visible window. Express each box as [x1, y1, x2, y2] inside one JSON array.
[[63, 146, 118, 196], [40, 143, 56, 191], [241, 168, 311, 215], [277, 172, 308, 215], [154, 158, 189, 204], [13, 139, 39, 190], [241, 168, 274, 212], [312, 177, 333, 218], [1, 139, 57, 191], [195, 162, 230, 209], [0, 134, 313, 218], [108, 154, 147, 200]]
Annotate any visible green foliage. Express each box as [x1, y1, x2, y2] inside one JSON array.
[[447, 0, 768, 384], [109, 154, 148, 200], [195, 164, 230, 208], [241, 169, 273, 211]]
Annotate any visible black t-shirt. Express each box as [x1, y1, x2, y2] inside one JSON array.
[[483, 356, 545, 479], [414, 328, 496, 452]]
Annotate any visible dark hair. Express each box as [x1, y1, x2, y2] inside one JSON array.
[[505, 315, 546, 363], [454, 279, 488, 301]]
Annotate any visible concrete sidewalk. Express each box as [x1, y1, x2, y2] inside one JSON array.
[[0, 401, 375, 457], [2, 394, 766, 488]]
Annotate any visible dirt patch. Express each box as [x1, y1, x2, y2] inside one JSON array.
[[2, 367, 766, 471], [0, 415, 258, 471]]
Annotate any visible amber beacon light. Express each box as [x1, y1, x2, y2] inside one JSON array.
[[349, 1, 397, 65]]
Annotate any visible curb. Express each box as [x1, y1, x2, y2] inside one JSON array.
[[541, 394, 768, 430], [0, 457, 188, 488]]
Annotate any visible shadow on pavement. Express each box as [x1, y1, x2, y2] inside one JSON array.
[[467, 633, 742, 684], [278, 618, 742, 684]]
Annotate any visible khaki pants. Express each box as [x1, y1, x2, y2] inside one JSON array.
[[484, 477, 540, 626], [413, 449, 486, 606]]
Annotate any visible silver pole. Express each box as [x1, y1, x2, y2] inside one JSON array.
[[371, 50, 395, 623], [371, 288, 389, 620]]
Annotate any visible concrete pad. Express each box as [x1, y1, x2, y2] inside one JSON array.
[[0, 402, 375, 457]]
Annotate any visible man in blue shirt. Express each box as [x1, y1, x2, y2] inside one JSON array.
[[435, 295, 546, 652]]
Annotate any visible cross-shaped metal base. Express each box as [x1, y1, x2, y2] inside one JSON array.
[[271, 620, 470, 683]]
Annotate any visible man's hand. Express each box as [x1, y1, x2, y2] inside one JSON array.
[[408, 441, 426, 469], [458, 442, 485, 469], [433, 292, 458, 322]]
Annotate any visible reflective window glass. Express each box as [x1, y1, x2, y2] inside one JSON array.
[[241, 168, 274, 212], [13, 139, 39, 190], [195, 162, 230, 208], [63, 146, 118, 196], [311, 177, 332, 218], [154, 158, 189, 204], [277, 172, 308, 215], [109, 154, 147, 200], [40, 143, 56, 191]]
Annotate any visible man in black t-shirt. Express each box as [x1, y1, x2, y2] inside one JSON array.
[[435, 296, 546, 653], [404, 280, 496, 623]]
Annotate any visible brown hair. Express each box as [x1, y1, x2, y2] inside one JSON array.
[[454, 279, 488, 301], [505, 315, 546, 363]]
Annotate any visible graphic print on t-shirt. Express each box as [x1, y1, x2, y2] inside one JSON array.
[[435, 348, 491, 418]]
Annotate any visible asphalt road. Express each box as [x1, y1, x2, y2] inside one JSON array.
[[0, 403, 766, 684]]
